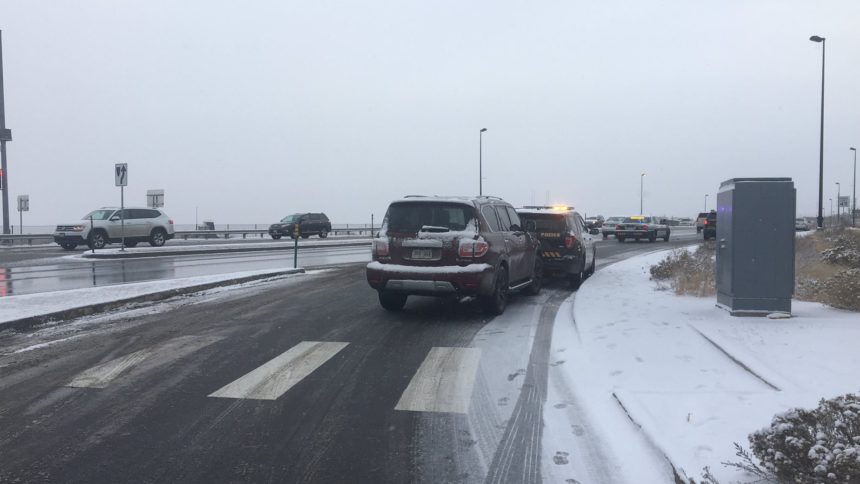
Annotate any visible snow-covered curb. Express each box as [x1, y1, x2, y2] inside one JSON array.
[[542, 248, 860, 483], [0, 268, 307, 331]]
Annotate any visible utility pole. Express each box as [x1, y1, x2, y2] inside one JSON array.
[[0, 31, 13, 235], [810, 35, 826, 229], [851, 147, 857, 227]]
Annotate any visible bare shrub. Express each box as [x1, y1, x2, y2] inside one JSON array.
[[797, 229, 860, 311]]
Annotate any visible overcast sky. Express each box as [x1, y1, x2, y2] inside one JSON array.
[[2, 0, 859, 226]]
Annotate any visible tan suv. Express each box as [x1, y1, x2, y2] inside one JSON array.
[[366, 195, 542, 314]]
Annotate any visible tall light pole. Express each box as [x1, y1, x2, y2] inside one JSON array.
[[479, 128, 487, 196], [0, 30, 13, 236], [836, 182, 841, 224], [640, 173, 645, 214], [704, 194, 708, 212], [829, 198, 833, 227], [851, 147, 857, 226], [810, 35, 826, 229]]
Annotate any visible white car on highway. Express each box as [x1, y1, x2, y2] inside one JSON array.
[[53, 207, 175, 250]]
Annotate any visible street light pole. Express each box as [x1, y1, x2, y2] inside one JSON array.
[[851, 147, 857, 227], [479, 128, 487, 196], [704, 194, 708, 212], [640, 173, 645, 214], [0, 31, 12, 236], [829, 198, 833, 227], [810, 35, 826, 229]]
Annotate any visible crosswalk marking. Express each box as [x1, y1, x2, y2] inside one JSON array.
[[66, 335, 222, 389], [208, 341, 349, 401], [394, 347, 481, 414]]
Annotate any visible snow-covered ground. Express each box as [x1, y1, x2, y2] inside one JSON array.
[[0, 267, 309, 326], [543, 249, 860, 483]]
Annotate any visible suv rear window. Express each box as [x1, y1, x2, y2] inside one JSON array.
[[517, 212, 568, 232], [386, 202, 474, 232]]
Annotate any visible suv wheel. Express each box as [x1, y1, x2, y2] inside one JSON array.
[[88, 230, 107, 250], [585, 250, 596, 277], [271, 234, 282, 240], [524, 258, 543, 296], [319, 228, 329, 238], [378, 291, 407, 311], [481, 266, 509, 315], [149, 228, 167, 247], [648, 231, 657, 243], [569, 264, 584, 289], [60, 242, 77, 250]]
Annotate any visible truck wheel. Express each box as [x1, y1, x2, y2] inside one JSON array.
[[481, 266, 509, 315], [149, 228, 167, 247], [271, 234, 282, 240], [319, 228, 329, 238], [378, 291, 407, 311], [88, 230, 107, 250]]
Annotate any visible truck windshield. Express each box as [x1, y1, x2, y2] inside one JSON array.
[[385, 203, 474, 232]]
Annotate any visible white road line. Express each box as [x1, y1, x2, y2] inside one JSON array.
[[67, 348, 154, 389], [66, 335, 222, 389], [395, 347, 481, 414], [208, 341, 349, 401]]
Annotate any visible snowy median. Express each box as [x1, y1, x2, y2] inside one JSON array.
[[542, 248, 860, 484], [0, 268, 307, 331]]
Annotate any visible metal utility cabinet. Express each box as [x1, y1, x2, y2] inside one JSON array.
[[716, 178, 795, 316]]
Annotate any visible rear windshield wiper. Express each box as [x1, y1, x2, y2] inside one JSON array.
[[419, 225, 451, 233]]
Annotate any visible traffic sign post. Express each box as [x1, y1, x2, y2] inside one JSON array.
[[16, 194, 27, 235], [115, 163, 127, 251]]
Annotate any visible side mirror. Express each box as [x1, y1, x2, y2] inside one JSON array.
[[524, 220, 536, 232]]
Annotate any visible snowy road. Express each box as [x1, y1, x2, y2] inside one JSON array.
[[0, 229, 701, 483]]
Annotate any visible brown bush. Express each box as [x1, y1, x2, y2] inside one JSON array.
[[796, 229, 860, 311], [649, 243, 716, 296]]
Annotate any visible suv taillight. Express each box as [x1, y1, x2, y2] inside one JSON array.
[[616, 224, 623, 230], [168, 219, 174, 225], [703, 220, 709, 226], [459, 237, 489, 258], [564, 234, 576, 249], [372, 238, 389, 257]]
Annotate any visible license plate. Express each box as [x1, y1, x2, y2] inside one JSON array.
[[540, 232, 560, 238], [412, 248, 433, 259]]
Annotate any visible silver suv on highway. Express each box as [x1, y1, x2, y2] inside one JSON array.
[[54, 207, 175, 250]]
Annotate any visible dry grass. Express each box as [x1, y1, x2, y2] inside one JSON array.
[[649, 243, 716, 296], [649, 229, 860, 311]]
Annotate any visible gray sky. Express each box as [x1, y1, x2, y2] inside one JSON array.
[[2, 0, 859, 225]]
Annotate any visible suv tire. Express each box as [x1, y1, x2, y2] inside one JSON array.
[[481, 266, 509, 315], [88, 230, 107, 250], [271, 234, 282, 240], [648, 231, 657, 243], [378, 291, 407, 311], [569, 264, 584, 289], [319, 228, 329, 238], [585, 250, 596, 277], [524, 259, 543, 296], [149, 228, 167, 247]]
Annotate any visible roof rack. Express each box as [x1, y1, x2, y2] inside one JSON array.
[[521, 205, 575, 211], [476, 195, 503, 200]]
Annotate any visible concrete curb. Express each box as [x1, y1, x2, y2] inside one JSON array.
[[0, 268, 306, 333], [79, 241, 371, 259]]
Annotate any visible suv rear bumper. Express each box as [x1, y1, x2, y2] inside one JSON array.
[[366, 261, 494, 296]]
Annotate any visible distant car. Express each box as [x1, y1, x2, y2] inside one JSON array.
[[585, 217, 602, 229], [54, 207, 175, 250], [517, 206, 597, 288], [366, 195, 541, 314], [677, 217, 694, 226], [703, 211, 717, 240], [695, 212, 709, 233], [268, 213, 331, 239], [600, 216, 626, 239], [795, 217, 811, 231], [615, 216, 671, 242]]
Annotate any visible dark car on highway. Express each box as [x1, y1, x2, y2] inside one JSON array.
[[366, 195, 541, 314], [615, 215, 671, 242], [703, 210, 716, 240], [517, 206, 597, 288], [268, 213, 331, 239]]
